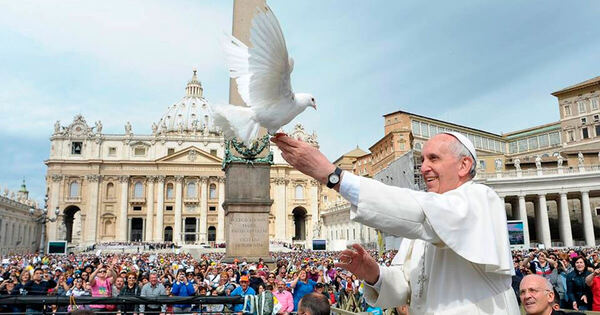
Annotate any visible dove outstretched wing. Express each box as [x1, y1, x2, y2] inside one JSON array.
[[223, 6, 294, 114]]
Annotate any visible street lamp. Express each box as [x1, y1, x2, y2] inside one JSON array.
[[29, 194, 60, 255]]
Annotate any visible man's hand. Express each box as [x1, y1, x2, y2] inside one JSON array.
[[334, 244, 380, 285], [573, 301, 579, 310], [271, 135, 336, 185]]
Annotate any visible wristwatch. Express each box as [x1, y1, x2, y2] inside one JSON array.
[[326, 167, 343, 189]]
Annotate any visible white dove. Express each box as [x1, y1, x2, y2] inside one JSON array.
[[213, 5, 316, 145]]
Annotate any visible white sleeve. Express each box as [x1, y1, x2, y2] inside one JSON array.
[[349, 174, 441, 244], [339, 171, 360, 206], [362, 265, 410, 309]]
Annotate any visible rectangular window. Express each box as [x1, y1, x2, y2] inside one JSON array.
[[411, 121, 421, 136], [582, 127, 589, 139], [538, 134, 549, 148], [564, 105, 571, 116], [567, 130, 575, 142], [478, 160, 486, 170], [528, 137, 539, 150], [209, 206, 216, 212], [430, 125, 438, 136], [549, 132, 561, 145], [474, 136, 482, 148], [166, 206, 173, 211], [210, 149, 217, 156], [167, 148, 175, 155], [578, 101, 586, 114], [134, 147, 146, 156], [592, 98, 599, 110], [71, 142, 82, 155], [518, 139, 528, 152], [509, 142, 518, 154], [596, 125, 600, 137], [133, 206, 142, 211], [421, 123, 429, 137]]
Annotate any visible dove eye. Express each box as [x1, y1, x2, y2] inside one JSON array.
[[311, 98, 314, 102]]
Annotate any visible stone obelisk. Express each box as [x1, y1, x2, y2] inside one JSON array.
[[223, 0, 272, 262]]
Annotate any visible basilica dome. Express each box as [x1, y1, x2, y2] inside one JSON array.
[[155, 70, 219, 135]]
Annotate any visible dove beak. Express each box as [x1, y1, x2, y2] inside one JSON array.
[[311, 103, 317, 110]]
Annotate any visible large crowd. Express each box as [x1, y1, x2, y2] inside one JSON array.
[[0, 247, 395, 314], [5, 245, 600, 314]]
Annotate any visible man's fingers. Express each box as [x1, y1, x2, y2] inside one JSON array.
[[352, 243, 367, 256], [272, 135, 300, 148]]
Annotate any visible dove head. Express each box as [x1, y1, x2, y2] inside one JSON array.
[[296, 93, 317, 110]]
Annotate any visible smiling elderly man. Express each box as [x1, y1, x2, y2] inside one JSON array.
[[520, 274, 584, 315], [272, 132, 519, 314]]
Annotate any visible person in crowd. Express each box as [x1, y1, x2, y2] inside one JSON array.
[[567, 256, 593, 311], [119, 271, 140, 315], [139, 272, 167, 315], [297, 292, 331, 315], [88, 263, 116, 313], [586, 265, 600, 311], [521, 250, 558, 278], [230, 275, 256, 314], [290, 269, 319, 311], [249, 269, 265, 293], [519, 274, 558, 315], [112, 276, 125, 297], [171, 269, 196, 313], [255, 283, 275, 315], [272, 132, 519, 314], [66, 274, 91, 312], [272, 279, 294, 314], [24, 267, 57, 315]]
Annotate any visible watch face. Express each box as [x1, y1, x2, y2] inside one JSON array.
[[330, 174, 340, 184]]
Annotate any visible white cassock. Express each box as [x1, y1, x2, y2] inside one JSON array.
[[339, 172, 520, 315]]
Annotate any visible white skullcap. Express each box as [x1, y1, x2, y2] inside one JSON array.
[[443, 132, 478, 162]]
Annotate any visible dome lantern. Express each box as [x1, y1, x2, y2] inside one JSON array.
[[185, 69, 203, 97]]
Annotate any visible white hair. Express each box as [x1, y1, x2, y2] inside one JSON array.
[[447, 137, 477, 179]]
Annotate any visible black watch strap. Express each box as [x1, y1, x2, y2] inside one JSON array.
[[326, 167, 343, 189]]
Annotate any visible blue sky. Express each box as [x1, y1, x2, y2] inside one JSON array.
[[0, 0, 599, 203]]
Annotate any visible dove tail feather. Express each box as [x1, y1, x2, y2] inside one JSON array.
[[213, 104, 260, 146]]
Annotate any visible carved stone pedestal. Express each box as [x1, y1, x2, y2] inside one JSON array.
[[222, 162, 273, 262]]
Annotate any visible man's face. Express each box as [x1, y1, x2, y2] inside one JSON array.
[[519, 276, 553, 315], [33, 270, 43, 281], [277, 281, 285, 292], [421, 134, 468, 194], [149, 274, 158, 286], [240, 280, 249, 290]]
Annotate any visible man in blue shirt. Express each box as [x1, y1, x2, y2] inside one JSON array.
[[230, 276, 256, 313], [171, 270, 196, 313]]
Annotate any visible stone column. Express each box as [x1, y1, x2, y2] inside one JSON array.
[[174, 176, 184, 245], [85, 175, 101, 245], [199, 176, 208, 243], [308, 179, 319, 241], [537, 194, 551, 248], [581, 190, 595, 247], [155, 176, 165, 241], [558, 192, 574, 247], [217, 177, 225, 243], [118, 176, 129, 241], [274, 178, 287, 241], [48, 174, 63, 241], [145, 176, 156, 241]]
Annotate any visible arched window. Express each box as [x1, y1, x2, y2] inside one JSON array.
[[295, 185, 304, 200], [106, 182, 115, 199], [208, 226, 216, 242], [166, 183, 174, 200], [209, 184, 217, 199], [134, 182, 144, 198], [187, 182, 197, 198], [69, 182, 79, 198]]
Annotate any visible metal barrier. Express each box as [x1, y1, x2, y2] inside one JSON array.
[[0, 295, 242, 314]]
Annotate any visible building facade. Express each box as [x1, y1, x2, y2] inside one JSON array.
[[320, 76, 600, 249], [0, 182, 42, 255], [45, 71, 320, 247]]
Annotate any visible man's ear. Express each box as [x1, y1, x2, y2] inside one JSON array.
[[458, 157, 472, 178]]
